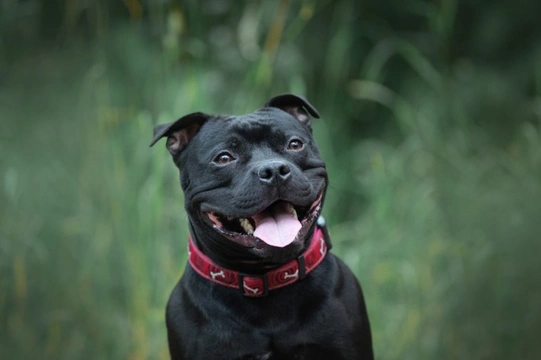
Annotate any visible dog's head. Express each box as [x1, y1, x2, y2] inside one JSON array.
[[151, 94, 327, 268]]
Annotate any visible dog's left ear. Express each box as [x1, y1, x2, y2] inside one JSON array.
[[149, 112, 210, 157], [265, 94, 320, 126]]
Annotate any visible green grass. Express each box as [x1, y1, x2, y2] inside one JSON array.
[[1, 1, 541, 359]]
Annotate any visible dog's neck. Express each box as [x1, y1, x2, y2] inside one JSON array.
[[186, 226, 328, 297]]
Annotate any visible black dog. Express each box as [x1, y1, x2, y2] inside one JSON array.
[[150, 94, 373, 359]]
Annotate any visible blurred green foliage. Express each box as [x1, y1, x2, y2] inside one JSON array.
[[1, 0, 540, 359]]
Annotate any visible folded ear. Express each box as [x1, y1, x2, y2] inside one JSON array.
[[264, 94, 320, 126], [149, 112, 210, 156]]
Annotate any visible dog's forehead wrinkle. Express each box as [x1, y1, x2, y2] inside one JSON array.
[[197, 110, 311, 150], [232, 121, 269, 133], [231, 117, 281, 140]]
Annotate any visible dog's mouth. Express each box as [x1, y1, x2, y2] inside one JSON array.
[[203, 194, 323, 248]]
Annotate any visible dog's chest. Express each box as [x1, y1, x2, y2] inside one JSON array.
[[218, 327, 340, 360], [233, 346, 320, 360]]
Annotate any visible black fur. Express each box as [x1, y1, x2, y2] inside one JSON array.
[[151, 94, 374, 359]]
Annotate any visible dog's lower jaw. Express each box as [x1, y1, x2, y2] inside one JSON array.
[[187, 215, 315, 273]]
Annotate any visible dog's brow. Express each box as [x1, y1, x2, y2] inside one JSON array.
[[231, 121, 285, 145]]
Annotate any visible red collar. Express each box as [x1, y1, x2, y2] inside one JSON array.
[[188, 227, 328, 297]]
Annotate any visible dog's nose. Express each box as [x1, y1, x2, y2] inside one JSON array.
[[258, 161, 291, 185]]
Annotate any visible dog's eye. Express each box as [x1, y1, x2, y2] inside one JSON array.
[[287, 138, 304, 151], [214, 152, 234, 165]]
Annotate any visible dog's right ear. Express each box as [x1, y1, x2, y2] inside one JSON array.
[[149, 112, 210, 156], [265, 94, 320, 126]]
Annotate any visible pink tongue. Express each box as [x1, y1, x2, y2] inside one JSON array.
[[252, 203, 302, 248]]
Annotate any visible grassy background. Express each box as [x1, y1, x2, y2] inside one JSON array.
[[1, 0, 540, 359]]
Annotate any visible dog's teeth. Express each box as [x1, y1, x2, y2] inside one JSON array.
[[239, 218, 254, 235], [286, 203, 298, 219]]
